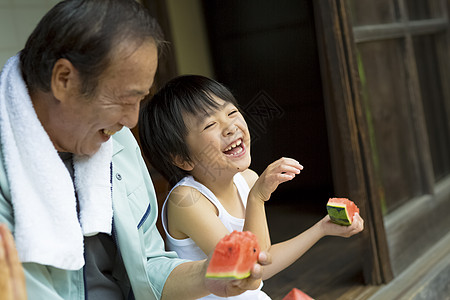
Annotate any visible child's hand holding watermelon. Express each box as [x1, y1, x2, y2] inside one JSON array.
[[319, 213, 364, 238], [322, 198, 364, 237]]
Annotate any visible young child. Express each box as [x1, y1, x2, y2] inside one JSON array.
[[139, 75, 364, 299]]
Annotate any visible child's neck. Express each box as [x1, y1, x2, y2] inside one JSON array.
[[192, 169, 237, 198], [193, 170, 245, 218]]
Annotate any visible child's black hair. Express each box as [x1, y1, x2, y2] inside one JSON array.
[[139, 74, 238, 186]]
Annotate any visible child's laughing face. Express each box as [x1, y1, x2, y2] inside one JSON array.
[[182, 96, 251, 179]]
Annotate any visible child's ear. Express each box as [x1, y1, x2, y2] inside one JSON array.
[[172, 155, 194, 171]]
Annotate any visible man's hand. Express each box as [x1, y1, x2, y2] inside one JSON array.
[[205, 251, 271, 297], [0, 224, 27, 300]]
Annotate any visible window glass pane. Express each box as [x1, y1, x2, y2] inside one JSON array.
[[406, 0, 443, 20], [357, 39, 424, 214], [348, 0, 399, 26], [413, 34, 450, 181]]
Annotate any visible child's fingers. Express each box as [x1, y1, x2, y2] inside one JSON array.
[[272, 157, 303, 170], [342, 214, 364, 237], [278, 173, 296, 182], [352, 213, 364, 232], [264, 158, 303, 180], [279, 159, 303, 170], [278, 165, 303, 180], [257, 158, 304, 200], [280, 165, 302, 175], [274, 164, 303, 178]]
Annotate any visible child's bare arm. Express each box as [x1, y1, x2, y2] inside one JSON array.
[[262, 213, 364, 280], [167, 186, 233, 255], [243, 158, 303, 251]]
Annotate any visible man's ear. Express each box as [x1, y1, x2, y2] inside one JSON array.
[[172, 155, 194, 171], [51, 58, 78, 102]]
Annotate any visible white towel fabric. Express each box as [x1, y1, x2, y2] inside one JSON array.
[[0, 55, 113, 270]]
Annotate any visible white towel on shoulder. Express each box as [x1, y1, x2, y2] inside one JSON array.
[[0, 55, 113, 270]]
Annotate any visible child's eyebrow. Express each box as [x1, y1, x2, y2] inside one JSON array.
[[195, 102, 230, 126], [196, 111, 213, 126]]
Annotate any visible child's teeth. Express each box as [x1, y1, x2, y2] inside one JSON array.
[[225, 139, 243, 152]]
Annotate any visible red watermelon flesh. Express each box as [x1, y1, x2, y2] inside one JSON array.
[[326, 198, 360, 226], [282, 288, 314, 300], [205, 230, 260, 280]]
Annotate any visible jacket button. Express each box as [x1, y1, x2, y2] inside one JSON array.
[[116, 173, 122, 180]]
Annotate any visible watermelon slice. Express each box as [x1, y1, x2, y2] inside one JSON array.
[[205, 230, 260, 280], [282, 288, 314, 300], [326, 198, 360, 226]]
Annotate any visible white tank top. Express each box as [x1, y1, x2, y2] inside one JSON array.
[[162, 173, 271, 300]]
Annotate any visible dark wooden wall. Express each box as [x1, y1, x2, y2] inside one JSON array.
[[202, 0, 333, 205]]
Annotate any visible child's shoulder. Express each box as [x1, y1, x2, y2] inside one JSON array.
[[167, 185, 219, 224], [168, 185, 207, 208], [239, 169, 259, 188]]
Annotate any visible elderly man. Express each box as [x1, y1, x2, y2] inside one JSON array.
[[0, 1, 269, 299]]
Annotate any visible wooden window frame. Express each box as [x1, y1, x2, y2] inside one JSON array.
[[313, 0, 393, 285], [313, 0, 450, 287]]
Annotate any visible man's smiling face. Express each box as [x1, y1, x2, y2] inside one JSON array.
[[51, 41, 158, 156]]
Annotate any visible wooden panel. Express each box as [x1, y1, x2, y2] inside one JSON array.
[[357, 39, 424, 212], [313, 0, 393, 284], [142, 0, 179, 87], [369, 228, 450, 299], [353, 18, 448, 43], [384, 188, 450, 276], [397, 0, 436, 197], [413, 34, 450, 181], [347, 0, 398, 26], [344, 0, 450, 281], [406, 0, 444, 19]]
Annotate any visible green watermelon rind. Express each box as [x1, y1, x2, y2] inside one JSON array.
[[205, 270, 251, 280], [326, 203, 352, 226]]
